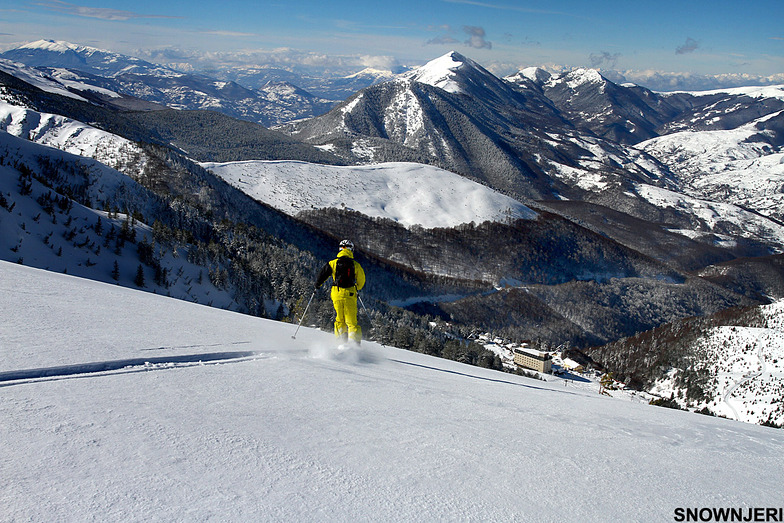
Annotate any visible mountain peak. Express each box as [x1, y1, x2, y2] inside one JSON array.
[[505, 67, 552, 87], [20, 39, 73, 51], [403, 51, 483, 94], [557, 68, 607, 89], [3, 39, 158, 77], [18, 39, 98, 55], [344, 67, 397, 81], [443, 50, 469, 62]]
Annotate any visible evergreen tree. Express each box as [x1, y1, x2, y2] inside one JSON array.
[[134, 264, 145, 287]]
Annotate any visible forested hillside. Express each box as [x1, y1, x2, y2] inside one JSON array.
[[586, 302, 784, 427]]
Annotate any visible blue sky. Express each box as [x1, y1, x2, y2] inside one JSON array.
[[1, 0, 782, 78]]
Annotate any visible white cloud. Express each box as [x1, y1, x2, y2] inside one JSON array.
[[35, 0, 178, 21], [607, 69, 784, 92]]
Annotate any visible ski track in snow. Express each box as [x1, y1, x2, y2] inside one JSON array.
[[0, 351, 260, 386], [723, 340, 768, 420]]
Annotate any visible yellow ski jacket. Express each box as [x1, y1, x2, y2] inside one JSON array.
[[315, 248, 365, 293]]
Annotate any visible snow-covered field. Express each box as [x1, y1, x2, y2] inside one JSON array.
[[2, 261, 783, 521], [202, 159, 537, 229]]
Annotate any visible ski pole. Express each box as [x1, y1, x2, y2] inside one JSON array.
[[291, 290, 316, 339], [357, 293, 370, 315], [357, 293, 383, 346]]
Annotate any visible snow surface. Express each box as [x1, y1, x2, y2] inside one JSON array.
[[202, 159, 537, 229], [0, 102, 145, 170], [638, 113, 784, 222], [2, 262, 784, 521], [402, 52, 466, 94], [650, 300, 784, 426], [0, 59, 89, 102]]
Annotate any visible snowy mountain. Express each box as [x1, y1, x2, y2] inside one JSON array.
[[1, 39, 156, 76], [280, 51, 672, 206], [3, 260, 783, 521], [638, 108, 784, 222], [201, 159, 537, 229], [506, 67, 683, 144], [281, 51, 784, 260], [0, 40, 337, 126], [403, 51, 527, 102]]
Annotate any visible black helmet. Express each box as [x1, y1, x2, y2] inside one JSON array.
[[339, 239, 354, 251]]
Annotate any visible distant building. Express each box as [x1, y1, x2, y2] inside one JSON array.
[[561, 358, 585, 373], [513, 348, 552, 373]]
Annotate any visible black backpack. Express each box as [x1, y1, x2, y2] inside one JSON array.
[[334, 257, 356, 288]]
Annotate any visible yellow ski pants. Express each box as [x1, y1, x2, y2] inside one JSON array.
[[331, 286, 361, 343]]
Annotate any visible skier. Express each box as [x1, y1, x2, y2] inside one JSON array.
[[315, 239, 366, 344]]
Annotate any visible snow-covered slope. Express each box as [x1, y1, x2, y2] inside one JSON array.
[[0, 58, 90, 101], [0, 102, 146, 176], [633, 182, 784, 252], [2, 260, 783, 521], [202, 159, 537, 229], [650, 300, 784, 426], [638, 110, 784, 222], [0, 129, 239, 310]]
